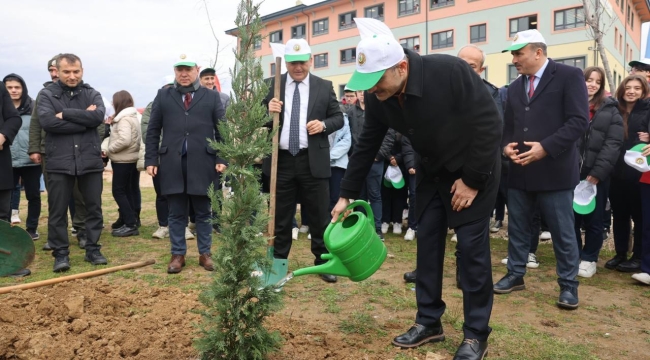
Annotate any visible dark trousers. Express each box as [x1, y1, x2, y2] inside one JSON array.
[[130, 166, 141, 214], [609, 177, 643, 257], [111, 162, 138, 226], [152, 171, 168, 227], [407, 174, 417, 230], [493, 172, 508, 221], [639, 184, 650, 273], [359, 160, 383, 232], [416, 193, 493, 341], [274, 150, 329, 265], [329, 166, 346, 213], [42, 157, 86, 231], [11, 166, 42, 231], [529, 207, 541, 254], [0, 189, 10, 221], [381, 178, 408, 224], [47, 172, 103, 257], [574, 179, 609, 262], [507, 189, 579, 288]]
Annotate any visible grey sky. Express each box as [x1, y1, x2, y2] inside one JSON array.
[[0, 0, 308, 107]]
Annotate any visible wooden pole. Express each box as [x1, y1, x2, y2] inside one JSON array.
[[267, 56, 282, 246], [0, 259, 155, 295]]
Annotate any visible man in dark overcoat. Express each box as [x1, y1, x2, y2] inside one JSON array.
[[494, 30, 589, 310], [332, 21, 501, 360], [0, 86, 22, 222], [145, 54, 226, 274]]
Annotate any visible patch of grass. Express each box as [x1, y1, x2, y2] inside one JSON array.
[[317, 287, 347, 314], [339, 311, 384, 336]]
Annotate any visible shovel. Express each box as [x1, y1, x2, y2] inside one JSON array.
[[0, 220, 35, 277]]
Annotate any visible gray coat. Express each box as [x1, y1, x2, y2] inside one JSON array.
[[144, 86, 225, 196]]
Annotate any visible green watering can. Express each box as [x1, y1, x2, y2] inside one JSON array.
[[276, 200, 387, 287], [0, 220, 35, 276]]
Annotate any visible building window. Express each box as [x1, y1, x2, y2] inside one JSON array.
[[470, 24, 486, 43], [507, 64, 519, 84], [253, 37, 262, 50], [365, 4, 384, 21], [313, 18, 329, 36], [431, 30, 453, 50], [554, 56, 586, 70], [400, 36, 420, 52], [620, 0, 624, 12], [554, 7, 584, 30], [614, 70, 618, 87], [339, 11, 356, 30], [627, 4, 631, 24], [509, 15, 537, 37], [430, 0, 454, 9], [340, 48, 356, 64], [270, 63, 276, 77], [314, 53, 328, 68], [269, 30, 283, 44], [291, 24, 306, 39], [398, 0, 420, 16]]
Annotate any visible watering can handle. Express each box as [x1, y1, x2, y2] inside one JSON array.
[[325, 200, 374, 241]]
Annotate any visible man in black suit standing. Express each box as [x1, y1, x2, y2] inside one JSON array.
[[494, 30, 588, 310], [145, 53, 226, 274], [332, 19, 501, 359], [264, 38, 344, 283]]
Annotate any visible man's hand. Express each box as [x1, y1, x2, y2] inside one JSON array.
[[408, 168, 416, 175], [307, 120, 324, 135], [642, 144, 650, 157], [55, 112, 63, 119], [586, 175, 599, 185], [450, 178, 478, 212], [503, 142, 519, 161], [515, 141, 547, 166], [147, 166, 158, 177], [389, 156, 398, 166], [29, 153, 42, 164], [105, 115, 114, 125], [639, 132, 650, 142], [101, 150, 107, 158], [331, 198, 351, 223], [0, 133, 5, 151], [87, 104, 97, 111], [216, 164, 227, 173], [268, 98, 283, 114]]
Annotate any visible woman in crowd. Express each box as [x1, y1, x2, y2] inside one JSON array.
[[605, 74, 649, 272], [574, 67, 623, 278], [102, 90, 141, 237]]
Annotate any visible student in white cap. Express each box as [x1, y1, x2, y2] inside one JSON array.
[[331, 18, 501, 359], [263, 38, 344, 283], [634, 138, 650, 285], [496, 29, 589, 310]]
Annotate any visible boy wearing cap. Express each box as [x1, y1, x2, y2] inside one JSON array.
[[332, 19, 501, 359], [628, 58, 650, 85], [496, 30, 589, 310], [263, 38, 344, 283], [199, 67, 231, 110]]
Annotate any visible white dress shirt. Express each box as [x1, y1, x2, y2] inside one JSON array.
[[279, 73, 310, 150]]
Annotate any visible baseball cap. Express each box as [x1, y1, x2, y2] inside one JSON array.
[[383, 165, 405, 189], [629, 58, 650, 68], [161, 75, 175, 88], [624, 143, 650, 172], [174, 53, 197, 67], [573, 180, 597, 215], [502, 29, 546, 52], [47, 54, 62, 69], [200, 67, 216, 77], [346, 34, 404, 91], [284, 39, 311, 62]]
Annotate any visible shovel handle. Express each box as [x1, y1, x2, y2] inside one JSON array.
[[0, 248, 11, 255], [267, 56, 282, 245]]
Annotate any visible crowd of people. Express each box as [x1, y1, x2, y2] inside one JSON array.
[[1, 22, 649, 359]]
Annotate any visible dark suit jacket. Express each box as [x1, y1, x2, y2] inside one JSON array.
[[144, 86, 225, 196], [262, 73, 344, 179], [340, 50, 502, 228], [502, 59, 589, 191]]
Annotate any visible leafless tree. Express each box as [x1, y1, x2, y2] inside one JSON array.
[[583, 0, 618, 94], [202, 0, 231, 73]]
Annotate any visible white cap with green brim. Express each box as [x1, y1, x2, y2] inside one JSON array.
[[346, 18, 405, 91], [174, 53, 197, 67], [573, 180, 597, 215], [624, 143, 650, 172], [383, 165, 405, 189], [284, 39, 311, 62], [502, 29, 546, 53], [161, 75, 175, 88]]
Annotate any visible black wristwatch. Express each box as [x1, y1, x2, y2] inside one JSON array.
[[321, 121, 327, 133]]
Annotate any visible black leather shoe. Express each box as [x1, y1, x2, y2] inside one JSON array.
[[453, 338, 488, 360], [53, 256, 71, 272], [77, 232, 88, 249], [605, 253, 627, 269], [319, 274, 337, 283], [111, 225, 139, 237], [494, 273, 525, 294], [404, 269, 417, 283], [85, 250, 108, 265], [616, 258, 641, 272], [392, 323, 445, 348], [111, 216, 124, 229], [557, 286, 579, 310]]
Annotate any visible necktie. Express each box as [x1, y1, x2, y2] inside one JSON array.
[[184, 92, 192, 110], [289, 81, 301, 156], [528, 75, 536, 99]]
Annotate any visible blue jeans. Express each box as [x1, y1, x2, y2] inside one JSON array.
[[507, 189, 579, 289], [574, 179, 609, 262], [359, 160, 383, 232]]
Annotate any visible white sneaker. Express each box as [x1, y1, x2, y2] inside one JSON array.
[[185, 227, 195, 240], [402, 209, 409, 220], [381, 222, 389, 234], [404, 228, 416, 241], [307, 233, 311, 240], [291, 227, 299, 240], [577, 260, 597, 278], [189, 222, 196, 230], [540, 231, 551, 240], [631, 272, 650, 285], [393, 223, 402, 234], [152, 226, 169, 239], [10, 209, 20, 224], [501, 257, 508, 265], [451, 234, 457, 242], [299, 225, 309, 233], [526, 253, 539, 268]]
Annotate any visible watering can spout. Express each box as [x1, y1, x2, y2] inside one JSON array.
[[292, 254, 351, 278]]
